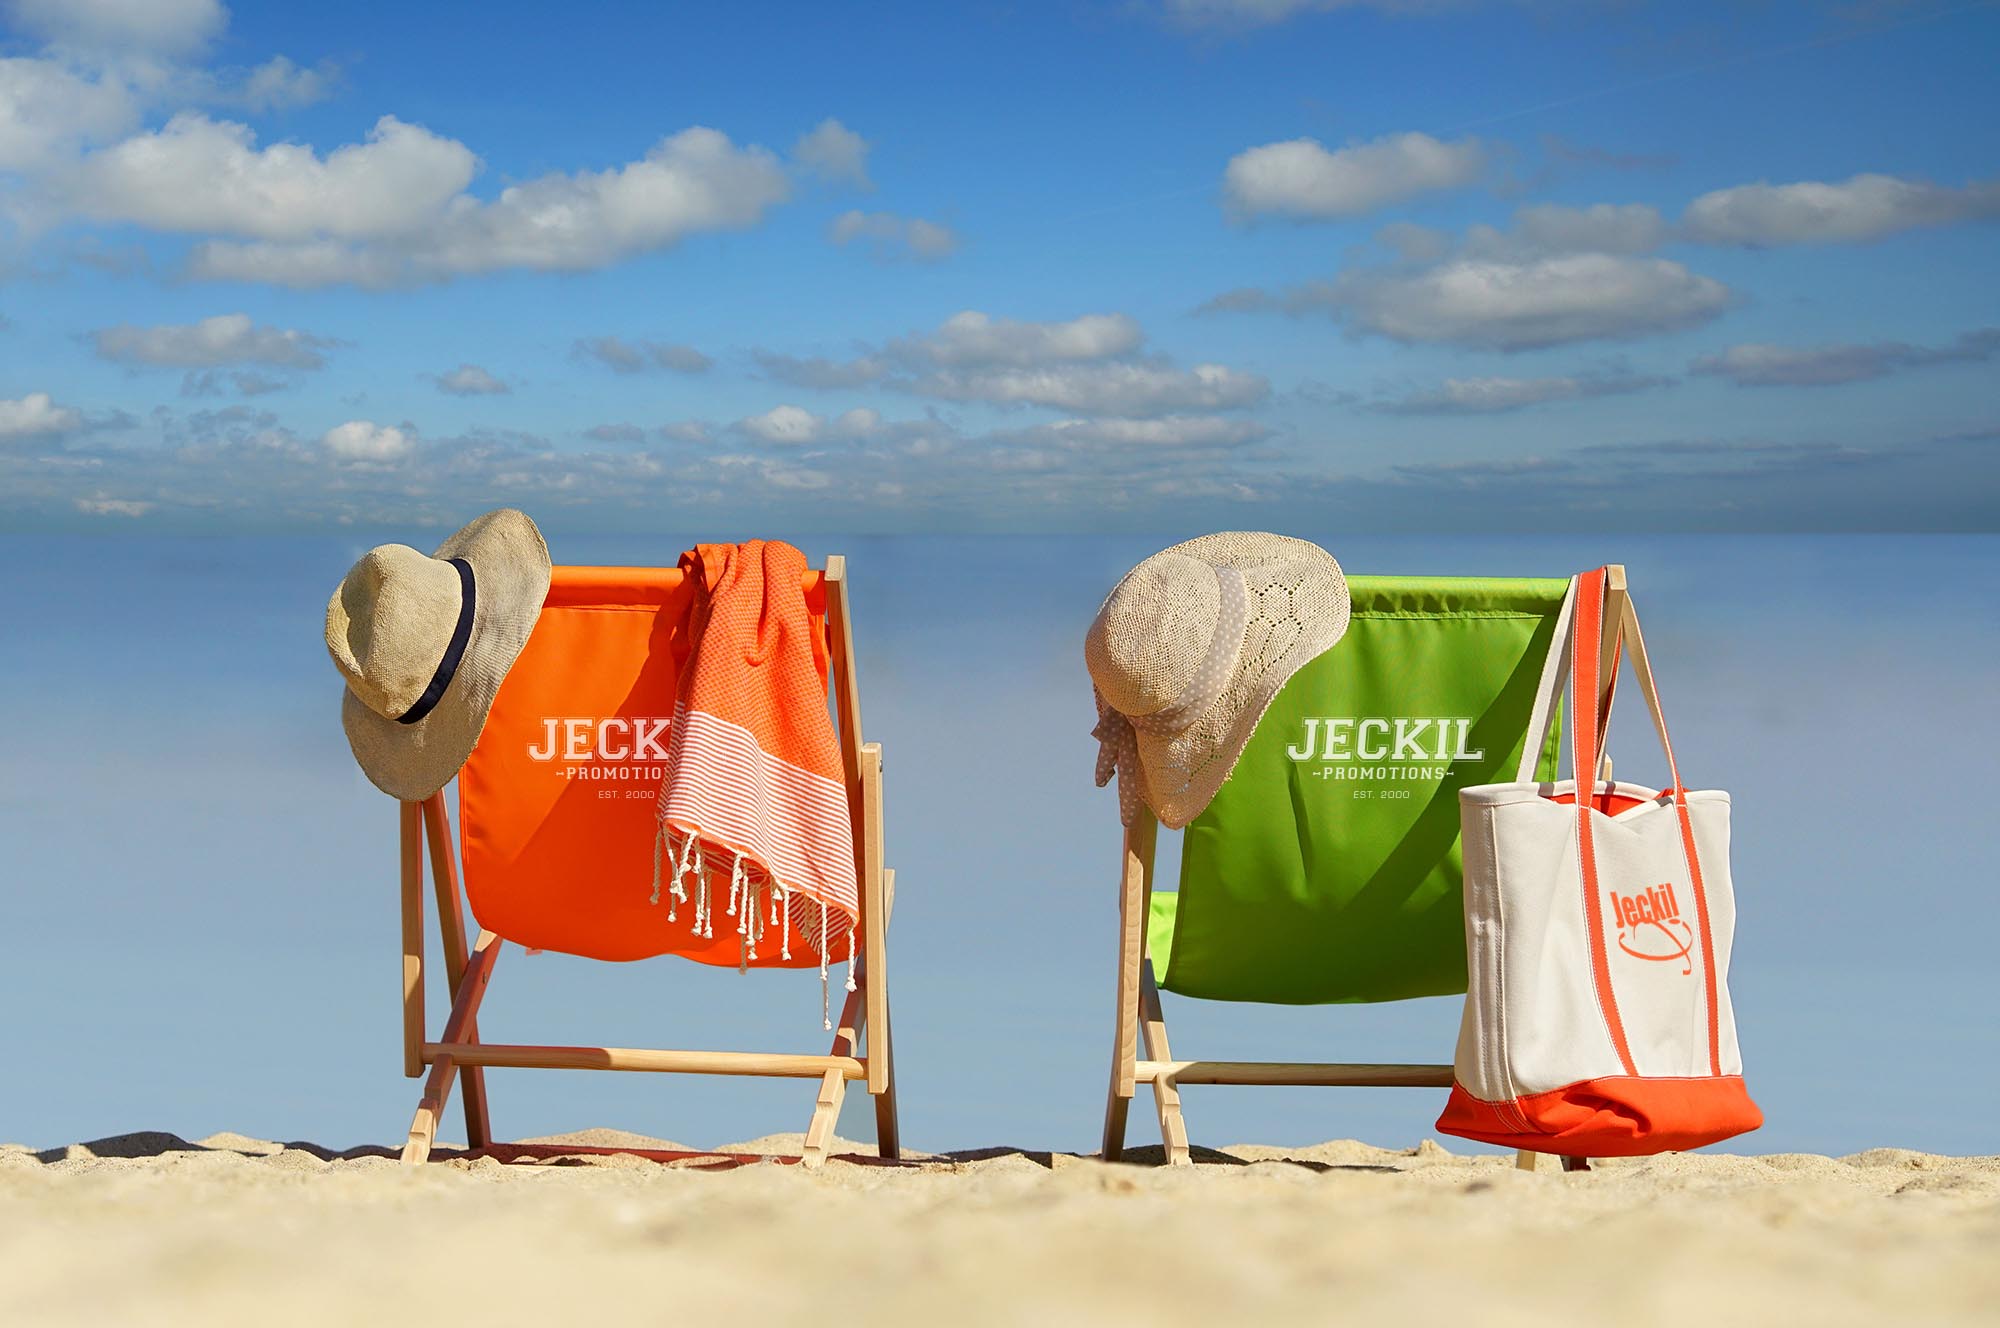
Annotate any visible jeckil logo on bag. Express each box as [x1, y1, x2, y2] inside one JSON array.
[[1608, 883, 1695, 974], [526, 716, 673, 783]]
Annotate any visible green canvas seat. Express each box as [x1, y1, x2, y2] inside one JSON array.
[[1104, 572, 1611, 1167]]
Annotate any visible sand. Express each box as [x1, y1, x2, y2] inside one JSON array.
[[2, 1131, 1995, 1325]]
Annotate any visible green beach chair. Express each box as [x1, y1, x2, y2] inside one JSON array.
[[1101, 569, 1627, 1167]]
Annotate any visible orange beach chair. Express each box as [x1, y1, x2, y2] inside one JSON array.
[[393, 558, 898, 1166]]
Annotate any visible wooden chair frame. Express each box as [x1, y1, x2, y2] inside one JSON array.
[[395, 555, 899, 1167], [1101, 567, 1627, 1172]]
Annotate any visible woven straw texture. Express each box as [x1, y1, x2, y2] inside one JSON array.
[[330, 508, 551, 801], [1088, 532, 1349, 828]]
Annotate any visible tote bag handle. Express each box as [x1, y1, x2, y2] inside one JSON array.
[[1513, 576, 1618, 786], [1563, 569, 1725, 1081], [1569, 572, 1689, 803], [1514, 569, 1684, 796]]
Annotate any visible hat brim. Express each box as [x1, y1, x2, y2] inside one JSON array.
[[1130, 534, 1350, 827], [341, 509, 551, 801]]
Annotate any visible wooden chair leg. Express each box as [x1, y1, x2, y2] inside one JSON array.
[[1515, 1150, 1539, 1172], [1101, 1087, 1131, 1162], [422, 794, 490, 1149], [804, 869, 896, 1168], [400, 803, 424, 1080], [1102, 813, 1154, 1161], [1561, 1155, 1593, 1173], [400, 932, 500, 1165], [870, 1006, 900, 1160], [803, 977, 867, 1168], [864, 867, 900, 1160], [802, 1071, 847, 1169], [402, 1059, 459, 1165], [1139, 964, 1190, 1166]]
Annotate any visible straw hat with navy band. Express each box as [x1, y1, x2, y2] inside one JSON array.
[[325, 508, 551, 801]]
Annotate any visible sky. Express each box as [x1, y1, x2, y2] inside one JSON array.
[[2, 531, 1996, 1157], [0, 0, 1996, 1160], [1, 0, 1998, 533]]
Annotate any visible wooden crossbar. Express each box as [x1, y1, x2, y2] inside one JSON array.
[[1134, 1061, 1454, 1088], [422, 1043, 868, 1079]]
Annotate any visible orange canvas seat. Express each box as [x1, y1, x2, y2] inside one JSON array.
[[392, 558, 898, 1167], [460, 564, 838, 969]]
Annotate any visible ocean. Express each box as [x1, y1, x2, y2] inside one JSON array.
[[1, 531, 1993, 1155]]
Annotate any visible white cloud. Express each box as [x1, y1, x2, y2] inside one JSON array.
[[179, 239, 404, 286], [585, 422, 645, 443], [792, 118, 871, 187], [1691, 330, 2000, 387], [1682, 173, 2000, 246], [90, 312, 337, 367], [761, 462, 833, 490], [0, 54, 142, 171], [658, 420, 711, 444], [754, 351, 888, 389], [1374, 220, 1454, 261], [905, 360, 1269, 416], [831, 406, 881, 437], [829, 209, 959, 261], [748, 311, 1264, 416], [8, 25, 806, 288], [432, 363, 508, 396], [573, 336, 712, 374], [180, 367, 289, 397], [132, 123, 792, 286], [1223, 132, 1485, 220], [73, 495, 153, 516], [729, 404, 890, 447], [1276, 254, 1734, 350], [65, 112, 479, 240], [406, 126, 789, 276], [1373, 372, 1670, 414], [0, 390, 83, 440], [894, 311, 1144, 367], [1467, 202, 1669, 259], [321, 419, 411, 463], [6, 0, 225, 57], [738, 404, 821, 445], [235, 55, 335, 112], [0, 7, 335, 177], [1043, 416, 1269, 447]]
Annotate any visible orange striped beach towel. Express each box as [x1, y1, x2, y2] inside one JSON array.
[[650, 541, 858, 1023]]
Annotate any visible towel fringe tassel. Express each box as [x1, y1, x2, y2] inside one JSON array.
[[652, 827, 850, 1030]]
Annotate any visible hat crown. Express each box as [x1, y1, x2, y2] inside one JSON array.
[[1086, 553, 1228, 719], [326, 544, 464, 720]]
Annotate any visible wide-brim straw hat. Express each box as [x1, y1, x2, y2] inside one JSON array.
[[326, 509, 550, 801], [1086, 532, 1349, 828]]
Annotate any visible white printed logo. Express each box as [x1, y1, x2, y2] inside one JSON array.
[[526, 716, 673, 782], [1285, 716, 1484, 786]]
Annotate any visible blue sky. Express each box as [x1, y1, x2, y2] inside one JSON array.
[[2, 0, 1997, 532]]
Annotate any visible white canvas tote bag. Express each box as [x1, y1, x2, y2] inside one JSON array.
[[1436, 568, 1762, 1155]]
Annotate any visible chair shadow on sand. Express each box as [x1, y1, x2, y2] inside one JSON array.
[[31, 1132, 398, 1165], [940, 1145, 1398, 1174], [29, 1133, 1398, 1174]]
